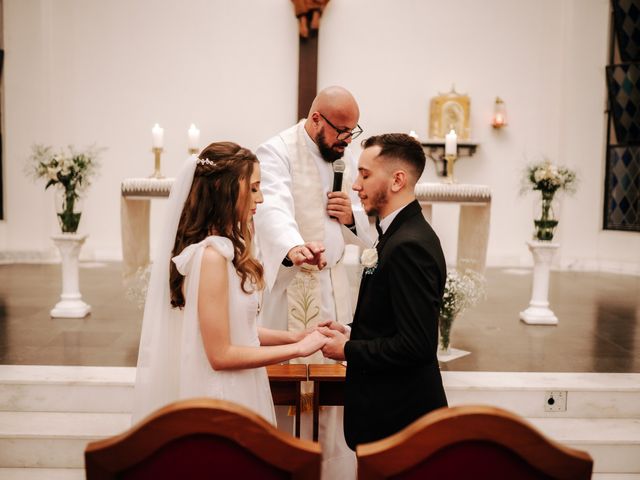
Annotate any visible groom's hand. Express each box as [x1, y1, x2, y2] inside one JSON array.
[[318, 327, 347, 361], [317, 320, 349, 337], [287, 242, 327, 270]]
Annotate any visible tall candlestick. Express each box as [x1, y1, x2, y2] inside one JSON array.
[[445, 129, 457, 156], [152, 123, 164, 149], [188, 124, 200, 152]]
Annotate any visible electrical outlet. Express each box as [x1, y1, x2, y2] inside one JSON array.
[[544, 391, 567, 412]]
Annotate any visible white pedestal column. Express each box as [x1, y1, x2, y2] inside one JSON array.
[[520, 240, 559, 325], [50, 234, 91, 318]]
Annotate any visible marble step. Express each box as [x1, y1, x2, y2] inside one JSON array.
[[0, 468, 85, 479], [445, 371, 640, 418], [0, 410, 637, 473], [528, 417, 640, 474], [1, 366, 639, 419], [0, 365, 135, 413], [0, 411, 131, 468]]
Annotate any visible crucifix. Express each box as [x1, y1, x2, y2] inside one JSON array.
[[291, 0, 331, 120]]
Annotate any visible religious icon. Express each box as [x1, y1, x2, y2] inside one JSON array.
[[429, 86, 471, 140]]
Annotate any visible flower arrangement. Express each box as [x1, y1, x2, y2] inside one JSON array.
[[439, 269, 486, 352], [27, 144, 102, 233], [521, 160, 577, 241]]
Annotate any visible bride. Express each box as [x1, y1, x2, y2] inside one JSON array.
[[132, 142, 328, 424]]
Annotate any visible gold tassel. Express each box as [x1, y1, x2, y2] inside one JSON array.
[[288, 392, 315, 416]]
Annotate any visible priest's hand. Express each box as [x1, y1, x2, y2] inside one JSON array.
[[286, 242, 327, 270], [327, 192, 354, 226], [318, 327, 347, 361]]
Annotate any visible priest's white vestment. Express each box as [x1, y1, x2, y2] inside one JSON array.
[[254, 121, 372, 480]]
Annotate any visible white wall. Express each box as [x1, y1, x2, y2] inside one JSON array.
[[1, 0, 638, 273]]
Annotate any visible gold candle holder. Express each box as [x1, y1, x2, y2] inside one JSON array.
[[188, 148, 199, 155], [443, 154, 457, 183], [151, 147, 164, 179]]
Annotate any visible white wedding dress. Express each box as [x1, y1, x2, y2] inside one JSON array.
[[133, 233, 276, 425]]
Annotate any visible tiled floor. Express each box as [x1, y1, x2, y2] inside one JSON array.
[[0, 262, 638, 372]]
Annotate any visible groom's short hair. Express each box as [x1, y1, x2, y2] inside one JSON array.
[[361, 133, 425, 182]]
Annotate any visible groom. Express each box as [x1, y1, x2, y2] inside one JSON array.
[[320, 133, 448, 449]]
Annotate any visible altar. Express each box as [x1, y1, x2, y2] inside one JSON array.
[[121, 178, 173, 281], [120, 178, 491, 282], [415, 182, 491, 274]]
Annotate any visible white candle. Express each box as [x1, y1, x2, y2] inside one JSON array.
[[445, 129, 457, 156], [188, 124, 200, 150], [408, 130, 419, 140], [152, 123, 164, 149]]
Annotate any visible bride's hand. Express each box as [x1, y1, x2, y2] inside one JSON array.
[[291, 325, 316, 343], [297, 330, 329, 357]]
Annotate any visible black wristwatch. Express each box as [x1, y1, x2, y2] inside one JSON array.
[[282, 254, 293, 267]]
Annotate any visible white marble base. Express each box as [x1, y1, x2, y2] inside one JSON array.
[[521, 241, 559, 325], [437, 347, 471, 362], [50, 298, 91, 319], [519, 305, 558, 325], [50, 234, 91, 319]]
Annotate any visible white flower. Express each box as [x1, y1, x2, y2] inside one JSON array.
[[361, 248, 378, 269], [47, 166, 60, 180]]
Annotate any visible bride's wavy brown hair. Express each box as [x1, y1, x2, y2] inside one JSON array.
[[169, 141, 264, 309]]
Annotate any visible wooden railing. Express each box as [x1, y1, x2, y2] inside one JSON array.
[[267, 363, 345, 440]]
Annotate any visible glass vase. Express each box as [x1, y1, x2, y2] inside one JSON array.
[[439, 313, 455, 354], [534, 191, 558, 241], [55, 187, 83, 233]]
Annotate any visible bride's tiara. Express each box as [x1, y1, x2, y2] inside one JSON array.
[[197, 158, 216, 166]]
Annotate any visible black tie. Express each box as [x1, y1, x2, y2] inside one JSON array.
[[375, 218, 383, 237]]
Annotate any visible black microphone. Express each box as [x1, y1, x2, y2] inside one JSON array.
[[332, 159, 345, 192]]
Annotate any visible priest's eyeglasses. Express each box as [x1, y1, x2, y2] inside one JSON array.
[[319, 113, 363, 141]]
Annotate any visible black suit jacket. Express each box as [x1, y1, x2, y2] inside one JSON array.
[[343, 199, 448, 450]]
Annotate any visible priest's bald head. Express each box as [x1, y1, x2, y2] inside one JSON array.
[[305, 86, 362, 162]]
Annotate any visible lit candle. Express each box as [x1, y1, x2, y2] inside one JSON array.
[[445, 129, 457, 156], [408, 130, 419, 140], [188, 124, 200, 150], [152, 123, 164, 149]]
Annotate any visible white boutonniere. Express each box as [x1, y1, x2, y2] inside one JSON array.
[[361, 248, 378, 275]]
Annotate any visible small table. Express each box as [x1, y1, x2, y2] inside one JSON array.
[[267, 364, 308, 438], [308, 364, 346, 441]]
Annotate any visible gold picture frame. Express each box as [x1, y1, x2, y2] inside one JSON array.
[[428, 87, 471, 140]]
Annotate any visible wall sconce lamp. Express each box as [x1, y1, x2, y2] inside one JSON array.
[[491, 97, 507, 129]]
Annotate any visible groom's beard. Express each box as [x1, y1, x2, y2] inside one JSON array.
[[365, 189, 389, 218], [316, 128, 348, 163]]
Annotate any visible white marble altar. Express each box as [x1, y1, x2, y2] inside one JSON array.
[[415, 182, 491, 275], [120, 178, 173, 280]]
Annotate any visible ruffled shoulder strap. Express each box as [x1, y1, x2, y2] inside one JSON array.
[[172, 236, 234, 275]]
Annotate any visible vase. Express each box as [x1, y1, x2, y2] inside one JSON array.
[[55, 187, 83, 233], [439, 314, 455, 354], [533, 191, 558, 241]]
